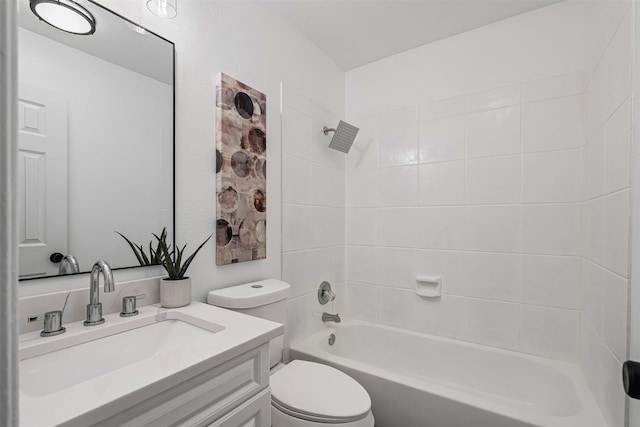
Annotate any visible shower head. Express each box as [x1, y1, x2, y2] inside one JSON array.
[[323, 120, 359, 153]]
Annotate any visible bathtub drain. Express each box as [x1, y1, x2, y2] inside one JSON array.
[[328, 333, 336, 346]]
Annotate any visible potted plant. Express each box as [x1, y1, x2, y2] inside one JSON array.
[[155, 231, 211, 308], [117, 228, 211, 308], [116, 228, 167, 266]]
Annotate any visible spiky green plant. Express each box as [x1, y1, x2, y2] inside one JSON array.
[[116, 227, 168, 266], [155, 232, 212, 280]]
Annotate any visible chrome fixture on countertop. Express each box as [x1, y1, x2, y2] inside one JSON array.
[[84, 260, 114, 326]]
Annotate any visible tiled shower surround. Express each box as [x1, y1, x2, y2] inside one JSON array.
[[344, 74, 584, 359], [281, 2, 633, 426]]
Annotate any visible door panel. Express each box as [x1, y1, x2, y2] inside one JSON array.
[[18, 85, 68, 278]]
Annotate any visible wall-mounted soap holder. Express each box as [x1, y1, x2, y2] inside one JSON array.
[[416, 275, 442, 298]]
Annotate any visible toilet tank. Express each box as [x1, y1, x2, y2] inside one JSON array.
[[207, 279, 290, 368]]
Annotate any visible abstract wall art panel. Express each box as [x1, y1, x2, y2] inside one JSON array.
[[215, 73, 266, 265]]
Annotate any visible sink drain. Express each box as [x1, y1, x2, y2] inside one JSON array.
[[328, 333, 336, 346]]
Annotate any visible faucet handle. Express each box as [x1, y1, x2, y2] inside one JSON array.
[[318, 281, 336, 305], [120, 296, 139, 317], [38, 310, 66, 337]]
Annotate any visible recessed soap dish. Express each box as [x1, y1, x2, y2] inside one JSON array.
[[416, 275, 442, 298]]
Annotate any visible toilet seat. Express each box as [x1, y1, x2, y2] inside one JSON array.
[[270, 360, 371, 424]]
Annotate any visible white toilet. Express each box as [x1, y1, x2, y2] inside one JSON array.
[[207, 279, 375, 427]]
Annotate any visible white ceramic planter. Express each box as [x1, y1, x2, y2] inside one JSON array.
[[160, 277, 191, 308]]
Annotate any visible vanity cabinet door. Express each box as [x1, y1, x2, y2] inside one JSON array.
[[208, 389, 270, 427]]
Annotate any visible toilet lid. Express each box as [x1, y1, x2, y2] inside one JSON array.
[[270, 360, 371, 422]]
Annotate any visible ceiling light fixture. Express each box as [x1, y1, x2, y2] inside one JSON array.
[[30, 0, 96, 35], [146, 0, 177, 19]]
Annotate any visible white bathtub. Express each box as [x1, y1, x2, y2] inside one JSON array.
[[290, 320, 607, 427]]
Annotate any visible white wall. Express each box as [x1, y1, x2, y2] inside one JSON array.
[[18, 0, 345, 316], [581, 2, 634, 427], [18, 28, 173, 273], [343, 1, 585, 359]]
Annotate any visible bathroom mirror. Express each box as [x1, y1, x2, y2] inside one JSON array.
[[16, 0, 175, 280]]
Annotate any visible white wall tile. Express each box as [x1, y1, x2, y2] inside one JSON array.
[[461, 298, 519, 350], [417, 249, 466, 292], [419, 115, 466, 163], [375, 247, 419, 289], [379, 166, 418, 207], [283, 155, 312, 205], [604, 10, 632, 117], [601, 269, 628, 363], [283, 250, 314, 298], [523, 150, 582, 203], [419, 96, 465, 122], [346, 208, 378, 246], [346, 169, 379, 208], [284, 294, 312, 348], [519, 305, 579, 361], [465, 205, 522, 252], [587, 58, 607, 138], [312, 163, 344, 208], [378, 287, 417, 329], [282, 105, 312, 159], [283, 204, 312, 252], [419, 207, 467, 250], [466, 106, 521, 158], [419, 161, 465, 206], [458, 252, 521, 302], [585, 198, 606, 264], [522, 95, 582, 153], [346, 117, 379, 171], [378, 123, 419, 167], [603, 190, 630, 277], [345, 282, 379, 322], [586, 128, 606, 199], [310, 206, 344, 249], [522, 72, 583, 103], [582, 261, 604, 335], [605, 100, 631, 193], [466, 84, 521, 112], [415, 295, 464, 339], [313, 247, 343, 286], [345, 245, 379, 284], [522, 204, 581, 255], [522, 255, 580, 309], [378, 208, 420, 248], [581, 322, 626, 427], [466, 156, 521, 205]]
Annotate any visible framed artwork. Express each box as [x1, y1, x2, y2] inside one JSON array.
[[215, 73, 266, 265]]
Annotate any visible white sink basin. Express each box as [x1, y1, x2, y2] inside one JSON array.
[[21, 319, 215, 397]]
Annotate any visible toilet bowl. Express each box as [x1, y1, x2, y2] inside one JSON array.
[[207, 280, 375, 427]]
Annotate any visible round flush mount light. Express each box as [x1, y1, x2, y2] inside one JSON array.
[[30, 0, 96, 35], [146, 0, 177, 19]]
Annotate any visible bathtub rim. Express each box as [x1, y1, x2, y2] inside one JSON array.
[[290, 319, 608, 427]]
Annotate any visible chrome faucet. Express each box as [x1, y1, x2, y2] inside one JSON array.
[[322, 312, 341, 323], [58, 254, 80, 275], [84, 260, 114, 326]]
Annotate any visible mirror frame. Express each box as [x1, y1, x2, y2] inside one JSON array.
[[19, 0, 176, 281]]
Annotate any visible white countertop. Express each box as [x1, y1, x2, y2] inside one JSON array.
[[19, 302, 283, 427]]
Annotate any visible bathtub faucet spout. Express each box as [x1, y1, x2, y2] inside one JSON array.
[[322, 312, 341, 323]]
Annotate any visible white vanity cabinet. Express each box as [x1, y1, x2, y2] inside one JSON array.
[[83, 344, 271, 427], [19, 303, 282, 427]]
